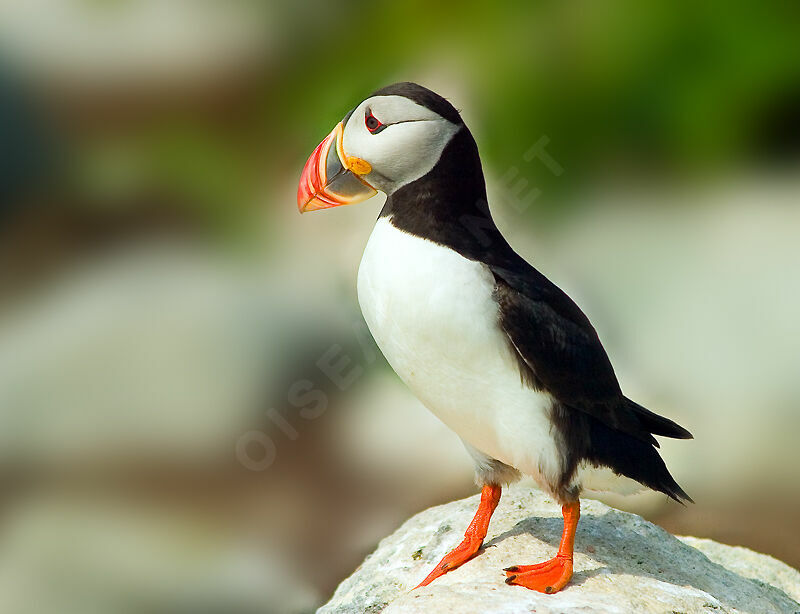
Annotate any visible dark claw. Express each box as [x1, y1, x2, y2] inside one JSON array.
[[505, 575, 517, 585], [503, 566, 519, 572], [545, 586, 553, 594]]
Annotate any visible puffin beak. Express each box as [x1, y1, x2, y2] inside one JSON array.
[[297, 122, 377, 213]]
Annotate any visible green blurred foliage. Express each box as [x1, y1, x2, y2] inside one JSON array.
[[20, 1, 800, 235], [272, 1, 799, 199]]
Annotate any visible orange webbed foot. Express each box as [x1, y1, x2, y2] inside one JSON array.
[[414, 535, 483, 588], [413, 484, 502, 590], [503, 500, 580, 594], [504, 554, 573, 594]]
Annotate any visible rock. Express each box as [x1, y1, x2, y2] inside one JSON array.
[[319, 486, 800, 614]]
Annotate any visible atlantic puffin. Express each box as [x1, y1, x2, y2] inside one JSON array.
[[297, 82, 692, 594]]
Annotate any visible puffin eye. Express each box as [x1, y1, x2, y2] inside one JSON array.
[[365, 110, 386, 134]]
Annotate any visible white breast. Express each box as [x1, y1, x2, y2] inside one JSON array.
[[357, 217, 562, 488]]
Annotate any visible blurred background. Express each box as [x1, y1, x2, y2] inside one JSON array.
[[0, 1, 799, 612]]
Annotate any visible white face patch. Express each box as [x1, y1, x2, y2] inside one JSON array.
[[342, 95, 461, 194]]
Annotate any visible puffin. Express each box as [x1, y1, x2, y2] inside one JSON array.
[[297, 82, 692, 595]]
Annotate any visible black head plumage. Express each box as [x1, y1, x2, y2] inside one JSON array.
[[369, 82, 463, 125]]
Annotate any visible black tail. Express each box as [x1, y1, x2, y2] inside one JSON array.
[[625, 397, 693, 441], [585, 415, 693, 504]]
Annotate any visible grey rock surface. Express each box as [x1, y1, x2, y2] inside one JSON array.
[[319, 486, 800, 614]]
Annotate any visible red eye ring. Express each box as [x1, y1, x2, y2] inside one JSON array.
[[365, 109, 386, 134]]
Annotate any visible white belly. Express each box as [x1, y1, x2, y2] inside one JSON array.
[[357, 217, 562, 487]]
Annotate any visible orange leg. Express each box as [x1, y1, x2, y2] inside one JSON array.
[[414, 484, 501, 589], [504, 500, 580, 594]]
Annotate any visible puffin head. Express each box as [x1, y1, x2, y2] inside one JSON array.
[[297, 82, 464, 212]]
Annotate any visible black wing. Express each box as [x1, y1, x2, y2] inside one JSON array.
[[490, 260, 692, 444]]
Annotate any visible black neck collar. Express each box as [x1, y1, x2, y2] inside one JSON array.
[[379, 127, 514, 264]]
